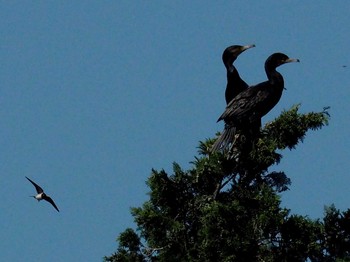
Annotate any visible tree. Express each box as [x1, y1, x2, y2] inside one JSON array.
[[104, 105, 350, 262]]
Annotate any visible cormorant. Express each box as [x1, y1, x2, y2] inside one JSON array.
[[212, 53, 299, 152], [223, 44, 255, 104], [26, 176, 59, 212]]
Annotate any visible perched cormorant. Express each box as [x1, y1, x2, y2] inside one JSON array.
[[26, 176, 59, 212], [212, 53, 299, 152], [223, 44, 255, 104]]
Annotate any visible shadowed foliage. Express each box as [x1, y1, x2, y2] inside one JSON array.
[[104, 106, 349, 261]]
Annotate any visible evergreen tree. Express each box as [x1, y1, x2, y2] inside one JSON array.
[[104, 105, 350, 261]]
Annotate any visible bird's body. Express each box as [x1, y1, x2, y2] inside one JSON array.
[[26, 176, 59, 212], [212, 53, 299, 152], [34, 192, 44, 201], [222, 44, 255, 104], [218, 75, 284, 125]]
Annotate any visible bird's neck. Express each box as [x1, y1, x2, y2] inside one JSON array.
[[225, 71, 247, 104], [265, 66, 284, 86], [226, 65, 239, 80], [224, 58, 237, 73]]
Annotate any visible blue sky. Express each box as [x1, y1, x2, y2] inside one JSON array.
[[0, 1, 349, 261]]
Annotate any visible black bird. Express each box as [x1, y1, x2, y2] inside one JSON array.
[[222, 44, 255, 104], [26, 176, 59, 212], [212, 53, 299, 152]]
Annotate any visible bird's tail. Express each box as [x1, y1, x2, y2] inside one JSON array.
[[29, 196, 38, 201], [211, 124, 237, 152]]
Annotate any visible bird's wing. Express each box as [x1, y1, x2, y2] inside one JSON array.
[[218, 85, 263, 122], [43, 196, 59, 212], [233, 89, 270, 120], [25, 176, 44, 194]]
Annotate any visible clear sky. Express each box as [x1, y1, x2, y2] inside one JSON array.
[[0, 1, 349, 261]]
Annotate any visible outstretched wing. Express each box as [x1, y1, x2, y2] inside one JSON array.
[[43, 196, 60, 212], [25, 176, 44, 194]]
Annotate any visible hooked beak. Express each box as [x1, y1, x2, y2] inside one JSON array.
[[242, 44, 256, 51], [284, 58, 300, 63]]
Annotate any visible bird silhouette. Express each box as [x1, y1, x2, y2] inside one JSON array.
[[222, 44, 255, 104], [212, 53, 299, 152], [26, 176, 59, 212]]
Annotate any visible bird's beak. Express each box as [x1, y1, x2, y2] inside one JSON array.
[[284, 58, 300, 63], [242, 44, 256, 51]]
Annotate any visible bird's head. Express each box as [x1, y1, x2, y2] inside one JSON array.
[[266, 53, 300, 69], [222, 44, 255, 65]]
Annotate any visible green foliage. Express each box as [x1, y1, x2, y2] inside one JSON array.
[[103, 105, 350, 262], [323, 205, 350, 260], [277, 215, 324, 261], [264, 104, 330, 150], [103, 228, 144, 262]]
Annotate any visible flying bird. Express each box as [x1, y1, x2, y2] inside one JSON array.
[[212, 53, 299, 152], [222, 44, 255, 104], [26, 176, 59, 212]]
